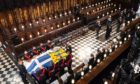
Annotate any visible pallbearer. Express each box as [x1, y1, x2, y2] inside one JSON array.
[[32, 46, 39, 56], [24, 51, 31, 61], [46, 40, 53, 50], [39, 43, 46, 53], [36, 66, 47, 84]]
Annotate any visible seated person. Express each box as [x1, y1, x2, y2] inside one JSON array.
[[88, 54, 95, 66], [24, 51, 31, 61], [100, 48, 105, 61], [46, 40, 53, 50], [96, 49, 101, 61], [39, 43, 46, 53], [110, 43, 115, 51], [32, 46, 39, 56], [66, 75, 74, 84], [105, 49, 109, 56], [61, 58, 65, 68]]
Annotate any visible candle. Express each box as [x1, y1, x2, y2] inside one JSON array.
[[124, 37, 127, 41], [57, 24, 60, 28], [29, 23, 32, 26], [37, 32, 40, 35], [115, 45, 118, 48], [77, 17, 80, 20], [29, 34, 32, 39], [43, 19, 45, 22], [21, 37, 24, 42], [97, 59, 100, 63], [68, 20, 71, 24], [21, 25, 25, 30], [87, 12, 89, 15], [44, 29, 47, 32], [64, 12, 67, 16], [89, 65, 92, 70], [55, 15, 57, 18], [73, 19, 75, 22], [14, 28, 17, 32], [51, 27, 53, 30], [71, 79, 75, 84], [119, 41, 122, 45], [128, 35, 131, 38], [69, 11, 71, 14], [102, 14, 105, 17], [63, 22, 65, 26], [59, 14, 62, 17], [104, 54, 107, 58], [36, 21, 39, 24], [49, 17, 51, 20], [137, 26, 140, 29], [112, 72, 115, 78]]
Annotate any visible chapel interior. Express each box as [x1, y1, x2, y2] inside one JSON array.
[[0, 0, 140, 84]]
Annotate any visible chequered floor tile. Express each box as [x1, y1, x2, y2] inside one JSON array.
[[68, 20, 124, 70], [0, 48, 24, 84]]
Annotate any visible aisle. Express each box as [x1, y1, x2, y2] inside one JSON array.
[[0, 48, 24, 84], [68, 20, 124, 70]]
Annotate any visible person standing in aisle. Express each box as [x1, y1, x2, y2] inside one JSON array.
[[96, 20, 101, 39], [105, 16, 112, 40], [105, 25, 112, 40], [116, 16, 122, 33], [106, 16, 112, 27]]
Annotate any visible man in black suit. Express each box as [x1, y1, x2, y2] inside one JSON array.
[[73, 4, 80, 17], [105, 16, 112, 40], [96, 49, 102, 62], [130, 8, 136, 19], [18, 59, 28, 84], [116, 17, 122, 33], [100, 48, 105, 61], [106, 16, 112, 27], [105, 25, 112, 40], [125, 13, 131, 23], [96, 21, 101, 39]]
